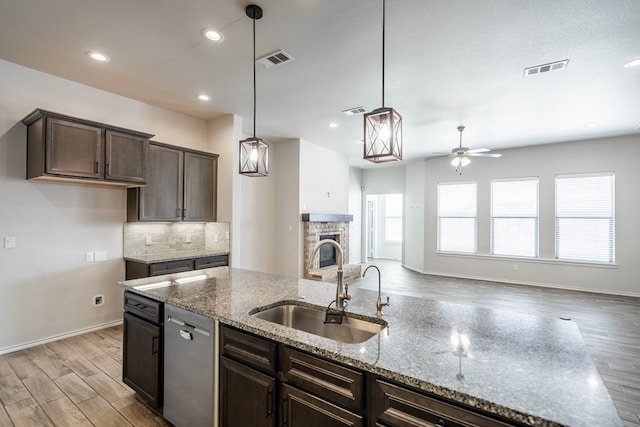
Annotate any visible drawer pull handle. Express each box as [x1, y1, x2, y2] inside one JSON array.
[[152, 336, 159, 354]]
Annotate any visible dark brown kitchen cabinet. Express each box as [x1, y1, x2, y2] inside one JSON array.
[[281, 384, 364, 427], [22, 109, 151, 185], [125, 254, 229, 279], [371, 378, 516, 427], [123, 292, 163, 410], [127, 141, 218, 222], [220, 357, 276, 427], [220, 325, 277, 427]]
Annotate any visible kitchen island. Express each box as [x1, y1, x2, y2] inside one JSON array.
[[118, 267, 622, 427]]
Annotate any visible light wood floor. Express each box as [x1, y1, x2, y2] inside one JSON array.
[[1, 261, 638, 426], [0, 326, 167, 426]]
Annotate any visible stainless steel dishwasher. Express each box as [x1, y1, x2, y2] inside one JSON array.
[[163, 304, 215, 427]]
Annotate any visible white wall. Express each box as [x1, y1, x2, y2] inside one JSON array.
[[404, 160, 425, 272], [0, 60, 209, 352], [420, 135, 640, 297], [299, 140, 349, 213], [348, 168, 363, 265], [275, 139, 301, 277]]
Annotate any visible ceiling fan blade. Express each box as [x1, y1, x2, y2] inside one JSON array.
[[466, 147, 490, 154], [469, 152, 502, 158]]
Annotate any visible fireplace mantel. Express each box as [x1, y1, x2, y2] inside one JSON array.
[[301, 213, 353, 222]]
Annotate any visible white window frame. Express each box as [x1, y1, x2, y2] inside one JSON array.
[[490, 177, 539, 258], [555, 172, 615, 263], [437, 181, 477, 254]]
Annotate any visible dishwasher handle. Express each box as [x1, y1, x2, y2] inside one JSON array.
[[167, 315, 211, 337]]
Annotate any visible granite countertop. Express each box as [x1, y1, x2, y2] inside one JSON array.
[[118, 267, 622, 427], [124, 251, 229, 264]]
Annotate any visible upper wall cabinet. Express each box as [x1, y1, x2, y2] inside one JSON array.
[[127, 141, 218, 222], [22, 109, 153, 186]]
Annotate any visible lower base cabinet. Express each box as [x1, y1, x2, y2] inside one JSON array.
[[218, 325, 521, 427], [220, 357, 276, 427]]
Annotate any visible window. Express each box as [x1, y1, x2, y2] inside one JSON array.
[[384, 194, 403, 243], [438, 182, 477, 253], [555, 173, 615, 263], [491, 178, 539, 257]]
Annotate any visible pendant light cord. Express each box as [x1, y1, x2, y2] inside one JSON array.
[[252, 15, 257, 138], [382, 0, 386, 108]]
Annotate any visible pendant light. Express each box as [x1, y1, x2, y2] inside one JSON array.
[[239, 4, 269, 176], [363, 0, 402, 163]]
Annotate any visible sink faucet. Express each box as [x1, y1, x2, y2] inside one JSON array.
[[362, 265, 389, 317], [308, 240, 351, 311]]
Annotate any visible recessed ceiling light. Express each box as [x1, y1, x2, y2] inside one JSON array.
[[623, 58, 640, 68], [202, 29, 224, 43], [87, 51, 110, 62], [586, 122, 600, 128], [328, 122, 338, 128], [197, 94, 212, 101]]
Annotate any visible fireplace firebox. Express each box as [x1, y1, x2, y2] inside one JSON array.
[[319, 234, 339, 268]]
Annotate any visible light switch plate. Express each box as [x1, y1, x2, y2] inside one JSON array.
[[85, 252, 94, 263], [4, 236, 16, 249], [94, 251, 107, 262]]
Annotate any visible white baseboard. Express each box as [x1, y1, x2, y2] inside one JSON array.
[[0, 319, 123, 356]]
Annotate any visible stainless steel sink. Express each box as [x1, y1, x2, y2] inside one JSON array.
[[249, 302, 387, 344]]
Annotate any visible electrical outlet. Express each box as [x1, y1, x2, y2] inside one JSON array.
[[145, 236, 152, 246], [513, 264, 519, 271], [214, 233, 219, 242], [92, 294, 104, 307], [225, 231, 230, 240], [85, 252, 94, 263], [185, 234, 191, 243]]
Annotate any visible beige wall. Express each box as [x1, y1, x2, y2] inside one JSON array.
[[0, 60, 209, 352]]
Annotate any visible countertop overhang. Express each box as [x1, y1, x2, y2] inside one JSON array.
[[118, 267, 622, 427]]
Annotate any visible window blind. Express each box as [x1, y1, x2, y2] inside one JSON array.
[[438, 182, 477, 253], [491, 178, 539, 257], [555, 173, 615, 263]]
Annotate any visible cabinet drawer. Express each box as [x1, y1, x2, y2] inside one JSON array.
[[149, 259, 194, 276], [372, 379, 515, 427], [280, 346, 364, 411], [195, 254, 228, 269], [124, 291, 163, 324], [281, 383, 363, 427], [220, 326, 277, 374]]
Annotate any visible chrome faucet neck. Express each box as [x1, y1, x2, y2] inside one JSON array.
[[308, 240, 350, 310]]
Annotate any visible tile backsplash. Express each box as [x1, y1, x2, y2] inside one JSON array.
[[124, 222, 230, 258]]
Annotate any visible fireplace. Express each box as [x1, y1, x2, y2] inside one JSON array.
[[302, 213, 361, 284], [319, 234, 339, 268]]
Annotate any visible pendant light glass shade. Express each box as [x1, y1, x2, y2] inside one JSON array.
[[239, 4, 268, 177], [363, 0, 402, 163], [450, 155, 470, 168], [239, 136, 269, 176], [364, 107, 402, 162]]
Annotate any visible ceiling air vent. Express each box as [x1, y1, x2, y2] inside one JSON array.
[[524, 59, 569, 77], [342, 106, 367, 116], [256, 50, 294, 69]]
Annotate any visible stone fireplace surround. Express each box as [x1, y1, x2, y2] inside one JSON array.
[[302, 213, 362, 284]]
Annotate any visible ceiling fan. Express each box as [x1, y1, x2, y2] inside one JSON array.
[[449, 125, 501, 174]]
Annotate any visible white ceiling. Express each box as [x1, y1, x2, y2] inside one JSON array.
[[1, 0, 639, 167]]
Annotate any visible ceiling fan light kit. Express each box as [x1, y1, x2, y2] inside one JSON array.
[[449, 125, 501, 175], [363, 0, 403, 163], [239, 4, 269, 177]]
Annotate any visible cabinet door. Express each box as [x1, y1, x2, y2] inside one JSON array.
[[220, 357, 276, 427], [105, 130, 148, 183], [281, 384, 363, 427], [183, 152, 217, 221], [139, 144, 183, 221], [122, 312, 162, 410], [46, 118, 103, 179]]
